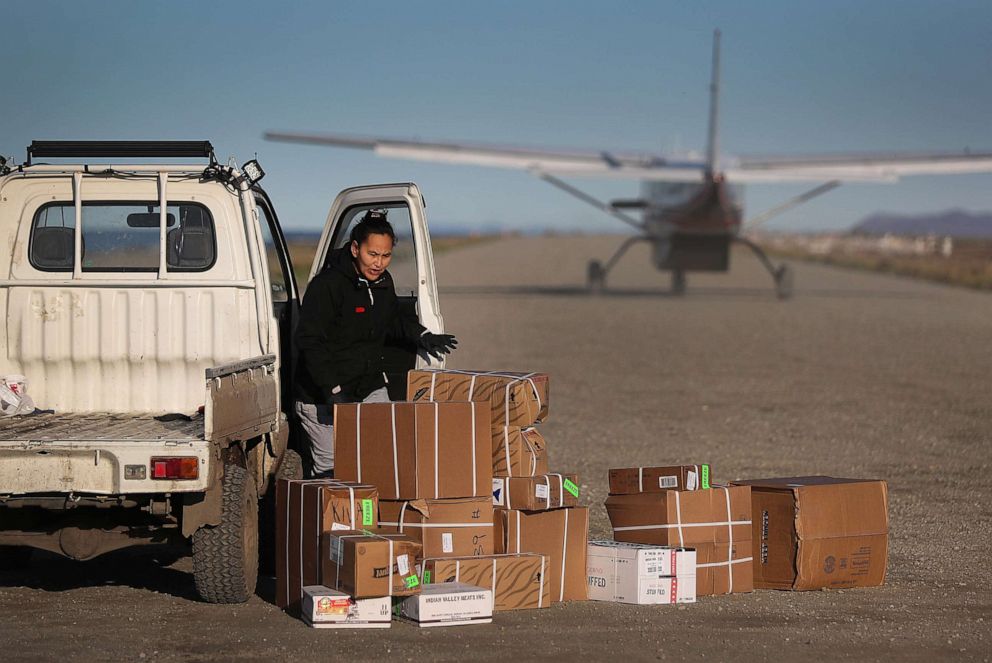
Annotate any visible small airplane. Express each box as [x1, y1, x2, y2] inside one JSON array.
[[266, 30, 992, 298]]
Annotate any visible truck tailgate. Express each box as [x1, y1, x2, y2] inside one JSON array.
[[0, 413, 210, 495]]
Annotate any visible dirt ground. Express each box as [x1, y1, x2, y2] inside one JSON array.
[[1, 236, 989, 662]]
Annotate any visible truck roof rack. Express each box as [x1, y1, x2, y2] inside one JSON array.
[[27, 140, 216, 165]]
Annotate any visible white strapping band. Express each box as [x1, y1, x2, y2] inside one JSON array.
[[673, 490, 685, 547], [378, 521, 493, 529], [390, 403, 400, 497], [612, 520, 751, 532], [638, 467, 644, 492], [559, 508, 569, 602], [470, 404, 478, 494], [538, 554, 545, 608], [433, 402, 440, 498], [355, 403, 363, 482]]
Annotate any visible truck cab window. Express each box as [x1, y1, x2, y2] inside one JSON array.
[[329, 202, 418, 296], [255, 198, 290, 303], [29, 201, 215, 272]]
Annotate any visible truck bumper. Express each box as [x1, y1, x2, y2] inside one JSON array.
[[0, 440, 212, 495]]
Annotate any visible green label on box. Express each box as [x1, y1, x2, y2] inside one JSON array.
[[423, 570, 431, 584], [701, 465, 710, 490], [563, 478, 579, 498], [405, 575, 419, 589], [361, 498, 374, 526]]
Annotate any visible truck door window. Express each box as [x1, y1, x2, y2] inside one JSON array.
[[29, 201, 216, 272], [254, 199, 290, 303], [329, 202, 418, 296]]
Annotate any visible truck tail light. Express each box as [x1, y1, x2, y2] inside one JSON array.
[[150, 456, 199, 480]]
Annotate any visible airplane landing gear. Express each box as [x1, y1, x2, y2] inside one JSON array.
[[671, 269, 687, 296], [773, 264, 793, 299], [587, 260, 605, 294], [735, 236, 794, 299]]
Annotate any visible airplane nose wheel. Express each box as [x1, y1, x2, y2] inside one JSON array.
[[587, 260, 605, 294], [774, 264, 794, 299]]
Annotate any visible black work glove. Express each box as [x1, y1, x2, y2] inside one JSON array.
[[419, 332, 458, 359]]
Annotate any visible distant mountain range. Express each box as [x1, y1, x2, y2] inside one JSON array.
[[852, 209, 992, 238]]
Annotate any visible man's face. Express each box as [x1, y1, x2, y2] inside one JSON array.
[[351, 233, 393, 281]]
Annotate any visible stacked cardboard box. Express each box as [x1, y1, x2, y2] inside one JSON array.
[[377, 496, 495, 558], [409, 369, 588, 603], [421, 553, 550, 611], [731, 476, 889, 590], [275, 478, 380, 614], [586, 541, 697, 604], [605, 466, 753, 597]]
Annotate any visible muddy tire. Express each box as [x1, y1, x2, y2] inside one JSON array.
[[192, 458, 258, 603], [0, 545, 33, 569], [259, 448, 303, 574]]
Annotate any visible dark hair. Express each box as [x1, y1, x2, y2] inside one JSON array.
[[350, 210, 396, 247]]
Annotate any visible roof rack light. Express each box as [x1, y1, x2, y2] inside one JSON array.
[[27, 140, 215, 164]]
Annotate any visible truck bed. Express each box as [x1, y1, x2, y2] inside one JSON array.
[[0, 413, 204, 442]]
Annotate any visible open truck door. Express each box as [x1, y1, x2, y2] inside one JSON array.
[[311, 183, 444, 400]]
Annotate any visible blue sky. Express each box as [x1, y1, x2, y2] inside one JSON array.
[[2, 1, 989, 232]]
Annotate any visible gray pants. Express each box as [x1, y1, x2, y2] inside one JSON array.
[[295, 387, 390, 476]]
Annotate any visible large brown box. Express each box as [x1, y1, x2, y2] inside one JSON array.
[[694, 541, 754, 595], [605, 485, 752, 596], [493, 473, 580, 511], [609, 464, 712, 494], [321, 531, 422, 598], [494, 507, 589, 602], [422, 553, 550, 611], [275, 479, 379, 613], [407, 369, 549, 427], [378, 497, 495, 559], [732, 477, 889, 590], [333, 401, 491, 499], [493, 426, 549, 477]]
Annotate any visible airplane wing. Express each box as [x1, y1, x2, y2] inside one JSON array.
[[265, 131, 992, 183], [726, 151, 992, 182], [264, 131, 709, 181]]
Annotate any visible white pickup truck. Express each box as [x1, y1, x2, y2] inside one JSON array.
[[0, 141, 444, 602]]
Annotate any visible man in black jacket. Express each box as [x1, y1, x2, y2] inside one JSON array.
[[294, 211, 456, 477]]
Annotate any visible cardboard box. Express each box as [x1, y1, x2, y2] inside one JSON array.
[[301, 586, 391, 628], [605, 485, 752, 596], [407, 369, 549, 427], [693, 541, 754, 595], [609, 464, 712, 494], [493, 426, 549, 477], [333, 401, 491, 500], [275, 479, 379, 613], [421, 553, 550, 611], [586, 541, 697, 604], [732, 476, 889, 590], [494, 507, 589, 602], [492, 473, 581, 510], [320, 531, 422, 598], [395, 582, 493, 627], [378, 497, 494, 558]]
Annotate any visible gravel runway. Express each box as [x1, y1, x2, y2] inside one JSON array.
[[1, 236, 989, 661]]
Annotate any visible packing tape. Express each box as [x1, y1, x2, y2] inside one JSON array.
[[538, 554, 545, 609], [491, 558, 497, 611], [355, 403, 362, 482], [723, 486, 733, 593], [673, 490, 685, 547], [559, 508, 569, 602], [378, 521, 493, 529], [612, 520, 751, 532], [391, 403, 399, 497], [471, 404, 477, 495], [433, 402, 440, 499]]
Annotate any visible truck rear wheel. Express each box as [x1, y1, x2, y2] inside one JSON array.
[[192, 458, 258, 603]]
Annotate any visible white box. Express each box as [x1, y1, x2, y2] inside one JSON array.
[[395, 582, 493, 627], [587, 541, 697, 605], [301, 586, 391, 628]]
